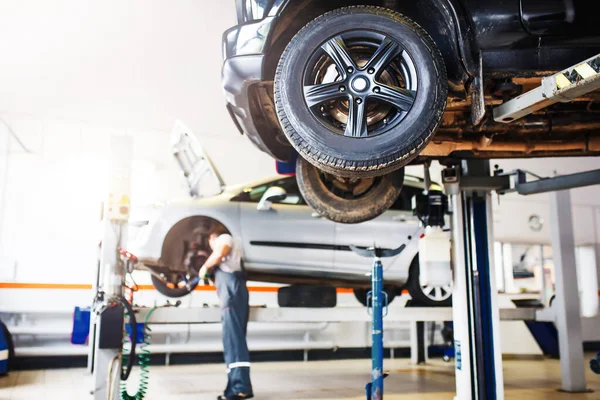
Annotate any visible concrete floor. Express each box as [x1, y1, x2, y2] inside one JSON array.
[[1, 356, 599, 399]]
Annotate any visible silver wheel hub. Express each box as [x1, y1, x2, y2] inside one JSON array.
[[351, 76, 369, 92]]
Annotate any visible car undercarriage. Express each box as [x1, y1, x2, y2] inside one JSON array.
[[246, 75, 600, 164]]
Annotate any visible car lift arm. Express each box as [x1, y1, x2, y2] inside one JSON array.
[[493, 53, 600, 123], [457, 168, 600, 196]]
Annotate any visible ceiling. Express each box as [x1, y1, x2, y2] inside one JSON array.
[[0, 0, 236, 134]]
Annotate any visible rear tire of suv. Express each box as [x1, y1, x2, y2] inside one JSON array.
[[275, 6, 447, 178], [278, 285, 337, 308], [296, 156, 404, 224]]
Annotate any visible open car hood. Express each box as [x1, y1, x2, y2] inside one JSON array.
[[171, 120, 226, 197]]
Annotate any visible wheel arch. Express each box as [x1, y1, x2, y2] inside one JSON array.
[[160, 215, 232, 270], [264, 0, 476, 84]]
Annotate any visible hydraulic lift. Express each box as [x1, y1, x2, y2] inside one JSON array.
[[444, 160, 600, 399], [443, 160, 505, 400], [90, 135, 134, 400]]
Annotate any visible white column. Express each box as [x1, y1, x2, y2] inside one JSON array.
[[0, 122, 10, 267], [92, 135, 133, 400], [549, 189, 587, 392]]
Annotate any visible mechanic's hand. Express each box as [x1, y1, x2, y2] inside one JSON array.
[[199, 266, 209, 282]]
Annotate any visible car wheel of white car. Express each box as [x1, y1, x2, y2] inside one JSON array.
[[151, 274, 200, 298], [353, 288, 396, 307], [151, 250, 210, 298], [406, 256, 452, 306], [296, 156, 404, 223]]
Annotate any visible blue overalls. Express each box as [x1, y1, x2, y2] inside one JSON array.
[[215, 266, 253, 399]]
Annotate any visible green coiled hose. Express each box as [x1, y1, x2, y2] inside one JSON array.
[[120, 307, 157, 400]]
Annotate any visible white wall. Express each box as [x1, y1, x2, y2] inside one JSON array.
[[0, 0, 275, 283], [491, 158, 600, 246], [0, 0, 234, 132]]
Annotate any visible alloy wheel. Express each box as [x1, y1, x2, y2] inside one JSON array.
[[303, 31, 418, 138]]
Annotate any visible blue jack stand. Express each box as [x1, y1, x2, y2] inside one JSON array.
[[351, 244, 405, 400], [590, 350, 600, 374]]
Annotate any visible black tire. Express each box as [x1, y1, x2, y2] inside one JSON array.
[[406, 256, 452, 307], [275, 6, 447, 178], [0, 320, 14, 374], [278, 286, 337, 308], [296, 156, 404, 224], [353, 288, 396, 307], [150, 250, 209, 298]]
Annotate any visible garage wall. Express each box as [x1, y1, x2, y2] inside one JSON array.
[[492, 158, 600, 246], [0, 0, 236, 133]]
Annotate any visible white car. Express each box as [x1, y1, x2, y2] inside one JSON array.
[[127, 122, 452, 306]]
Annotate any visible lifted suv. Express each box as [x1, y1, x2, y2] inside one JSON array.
[[222, 1, 600, 223]]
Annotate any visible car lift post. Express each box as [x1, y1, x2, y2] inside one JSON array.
[[445, 163, 600, 397], [91, 135, 133, 400], [549, 188, 587, 392], [444, 160, 505, 400]]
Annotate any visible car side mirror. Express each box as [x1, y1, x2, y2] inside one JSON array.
[[257, 186, 287, 211]]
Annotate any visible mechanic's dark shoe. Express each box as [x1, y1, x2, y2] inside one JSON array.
[[233, 394, 254, 400]]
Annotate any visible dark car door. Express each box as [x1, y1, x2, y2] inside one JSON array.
[[521, 0, 598, 37]]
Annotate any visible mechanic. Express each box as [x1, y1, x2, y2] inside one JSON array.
[[199, 231, 253, 400]]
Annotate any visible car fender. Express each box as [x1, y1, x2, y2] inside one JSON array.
[[379, 234, 421, 285], [128, 197, 241, 262], [262, 0, 478, 83]]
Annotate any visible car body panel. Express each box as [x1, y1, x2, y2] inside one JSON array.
[[129, 174, 431, 289], [520, 0, 598, 37], [240, 201, 336, 272]]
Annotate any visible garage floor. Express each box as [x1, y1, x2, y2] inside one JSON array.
[[1, 356, 599, 399]]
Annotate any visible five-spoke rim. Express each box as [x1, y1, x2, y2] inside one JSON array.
[[421, 282, 453, 302], [303, 31, 418, 138]]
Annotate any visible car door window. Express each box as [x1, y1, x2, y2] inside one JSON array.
[[231, 177, 306, 205]]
